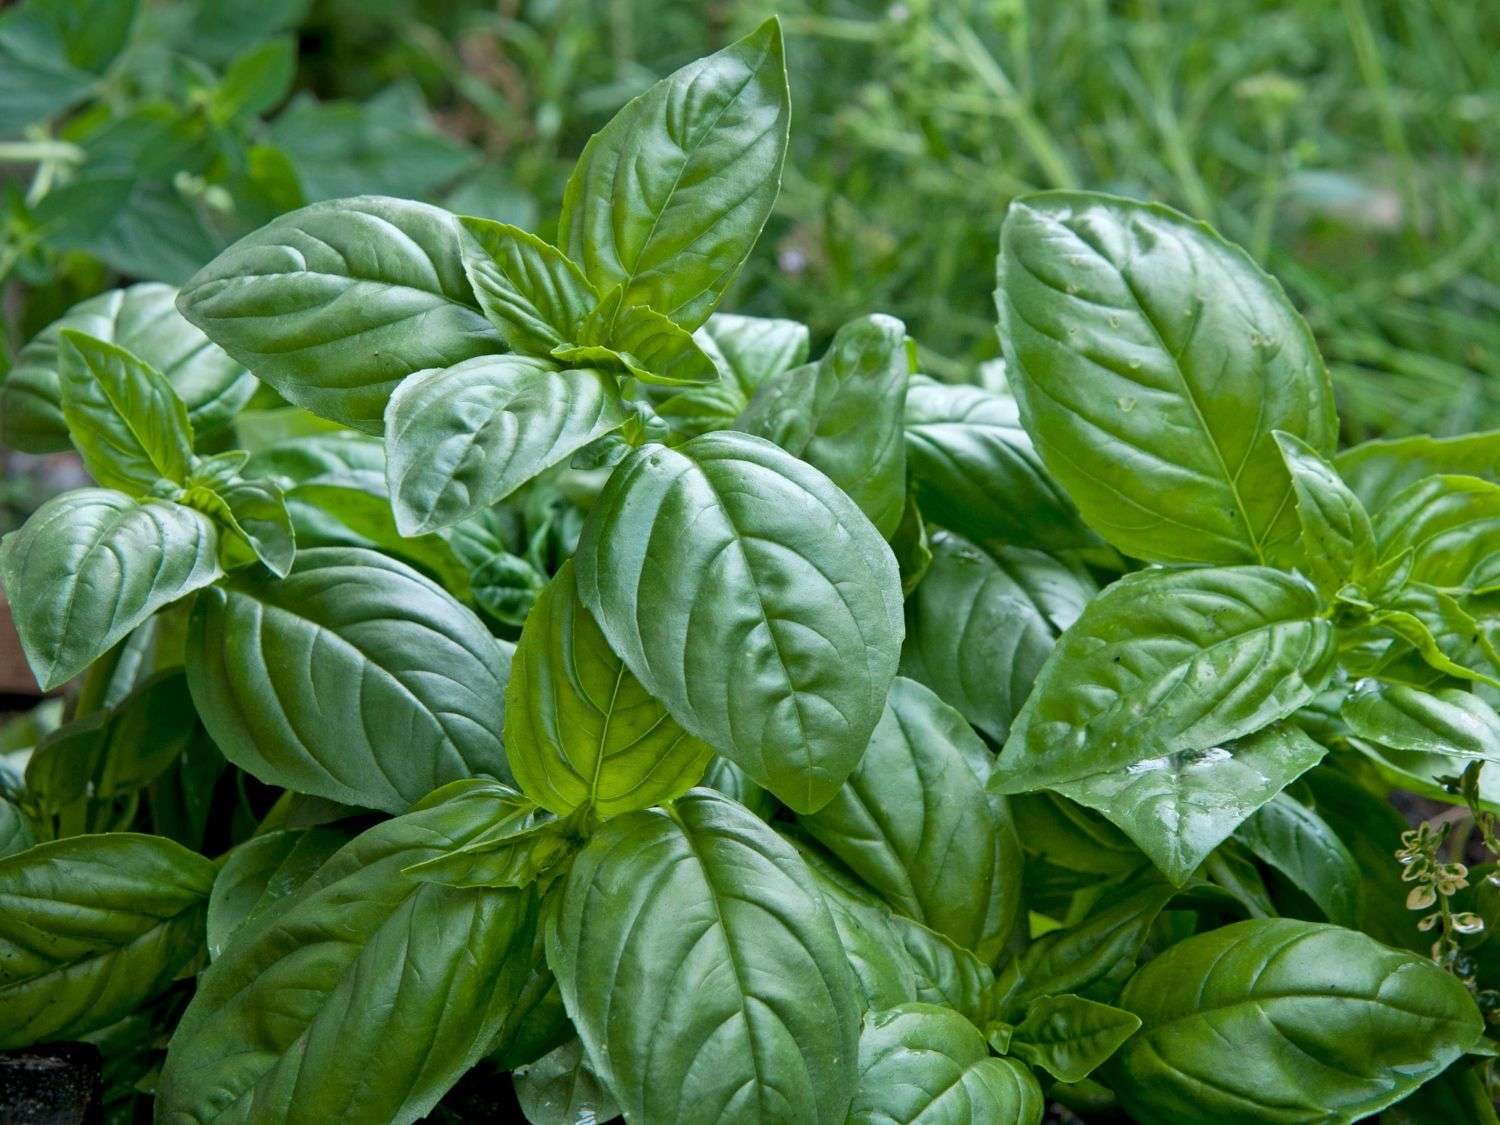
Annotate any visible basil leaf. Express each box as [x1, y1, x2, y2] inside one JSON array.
[[158, 781, 543, 1122], [849, 1004, 1044, 1125], [799, 677, 1019, 961], [1336, 429, 1500, 512], [739, 314, 910, 537], [180, 476, 296, 577], [506, 560, 709, 818], [558, 18, 790, 329], [1374, 474, 1500, 594], [655, 312, 810, 435], [513, 1038, 621, 1125], [0, 832, 215, 1048], [557, 289, 719, 386], [574, 432, 904, 814], [1274, 430, 1376, 597], [547, 789, 861, 1124], [0, 797, 31, 860], [1052, 723, 1327, 885], [903, 375, 1096, 554], [0, 490, 221, 690], [186, 547, 509, 813], [205, 827, 349, 960], [996, 192, 1335, 564], [900, 531, 1093, 744], [992, 566, 1334, 794], [1233, 792, 1361, 927], [1008, 994, 1141, 1083], [0, 0, 137, 137], [1343, 681, 1500, 762], [1112, 919, 1484, 1123], [458, 216, 597, 356], [385, 356, 626, 535], [177, 196, 505, 432]]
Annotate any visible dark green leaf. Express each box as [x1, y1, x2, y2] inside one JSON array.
[[205, 827, 349, 959], [1234, 792, 1361, 927], [1343, 681, 1500, 762], [654, 312, 809, 435], [513, 1038, 621, 1125], [1008, 994, 1141, 1083], [0, 0, 137, 137]]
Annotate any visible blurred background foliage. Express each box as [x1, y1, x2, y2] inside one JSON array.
[[3, 0, 1499, 531]]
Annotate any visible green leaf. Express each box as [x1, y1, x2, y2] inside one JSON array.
[[1112, 919, 1484, 1123], [556, 290, 720, 386], [186, 547, 509, 813], [996, 192, 1335, 565], [158, 781, 542, 1122], [0, 0, 137, 137], [1274, 430, 1376, 597], [738, 314, 910, 537], [1008, 994, 1141, 1083], [848, 1004, 1044, 1125], [513, 1038, 621, 1125], [384, 355, 626, 535], [177, 196, 505, 432], [180, 475, 297, 578], [0, 832, 214, 1048], [655, 312, 810, 435], [1, 282, 253, 453], [798, 677, 1019, 961], [1052, 723, 1327, 885], [1343, 681, 1500, 762], [1234, 792, 1361, 927], [506, 560, 710, 818], [401, 798, 583, 892], [1365, 584, 1500, 688], [211, 35, 295, 123], [0, 490, 221, 690], [903, 375, 1097, 554], [992, 566, 1334, 794], [558, 18, 790, 329], [1336, 430, 1500, 512], [574, 432, 904, 814], [458, 217, 597, 356], [1374, 475, 1500, 594], [0, 798, 32, 860], [900, 531, 1093, 744], [547, 789, 861, 1124], [205, 827, 348, 959]]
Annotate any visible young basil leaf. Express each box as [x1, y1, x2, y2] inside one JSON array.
[[655, 312, 810, 435], [1336, 429, 1500, 512], [0, 282, 253, 453], [0, 797, 31, 860], [1112, 919, 1484, 1123], [1373, 474, 1500, 594], [384, 356, 627, 535], [158, 781, 543, 1122], [442, 513, 546, 625], [556, 289, 720, 385], [513, 1038, 621, 1125], [1342, 681, 1500, 762], [205, 826, 350, 959], [900, 531, 1094, 744], [0, 490, 221, 690], [1233, 792, 1361, 927], [996, 191, 1336, 565], [177, 196, 506, 432], [890, 494, 933, 595], [546, 789, 861, 1124], [1052, 723, 1327, 885], [700, 755, 777, 821], [798, 677, 1019, 961], [179, 475, 296, 578], [186, 547, 510, 813], [848, 1004, 1044, 1125], [58, 330, 194, 494], [458, 216, 597, 356], [738, 313, 910, 537], [903, 375, 1098, 555], [573, 432, 904, 814], [1366, 584, 1500, 688], [991, 566, 1335, 794], [1007, 993, 1141, 1083], [1273, 429, 1376, 597], [0, 832, 215, 1048], [558, 18, 790, 330], [506, 560, 710, 819]]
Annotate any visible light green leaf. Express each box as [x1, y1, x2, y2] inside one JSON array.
[[996, 191, 1335, 564], [1374, 475, 1500, 594], [1274, 430, 1376, 597], [1336, 430, 1500, 512], [205, 827, 349, 959], [558, 18, 790, 329], [1008, 993, 1141, 1083], [0, 797, 31, 860], [1343, 681, 1500, 762], [1234, 792, 1361, 927], [655, 312, 809, 435], [180, 475, 296, 577], [186, 547, 509, 813], [547, 789, 861, 1124], [458, 217, 597, 356], [177, 196, 505, 432], [513, 1038, 621, 1125], [1113, 919, 1483, 1123], [556, 291, 719, 386], [573, 432, 904, 814], [0, 490, 221, 690]]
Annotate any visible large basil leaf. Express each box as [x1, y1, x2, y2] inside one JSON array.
[[158, 781, 541, 1123], [0, 490, 221, 690], [1342, 681, 1500, 761], [1, 282, 252, 453], [459, 217, 597, 356], [798, 677, 1018, 961], [992, 566, 1334, 794], [506, 560, 710, 818], [1052, 723, 1327, 885], [1112, 919, 1484, 1123], [177, 196, 505, 431], [1233, 792, 1360, 927], [655, 312, 810, 435], [849, 1004, 1044, 1125], [186, 547, 509, 813], [903, 375, 1096, 554], [1006, 993, 1141, 1083], [900, 531, 1093, 744], [574, 432, 904, 814], [996, 192, 1335, 565], [558, 19, 790, 330], [547, 789, 861, 1124], [0, 832, 215, 1048], [1336, 430, 1500, 512], [738, 314, 909, 537], [205, 827, 349, 960], [1373, 475, 1500, 593], [1274, 430, 1376, 597], [384, 355, 626, 535]]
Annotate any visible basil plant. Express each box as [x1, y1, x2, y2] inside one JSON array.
[[1, 17, 1498, 1125]]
